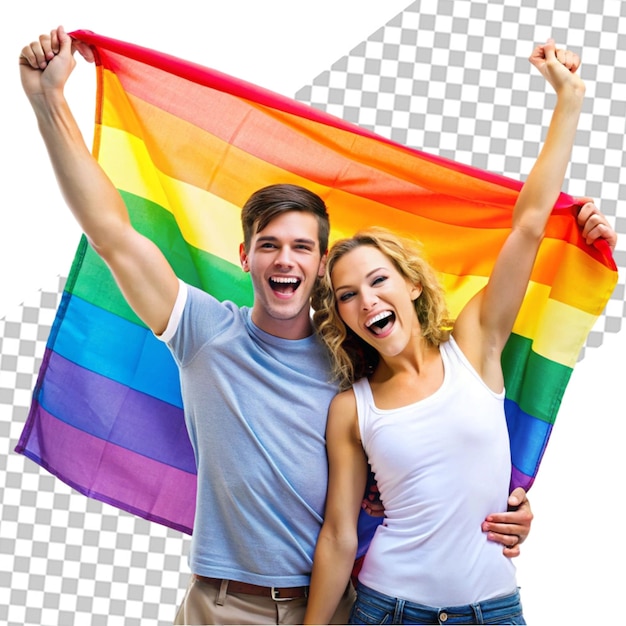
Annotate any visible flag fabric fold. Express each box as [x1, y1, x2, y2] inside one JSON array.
[[16, 30, 617, 537]]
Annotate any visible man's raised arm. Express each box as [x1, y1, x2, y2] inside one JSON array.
[[19, 26, 179, 335]]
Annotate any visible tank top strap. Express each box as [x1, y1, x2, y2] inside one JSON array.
[[352, 377, 375, 443]]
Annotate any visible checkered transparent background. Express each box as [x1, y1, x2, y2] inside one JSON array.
[[2, 1, 625, 624]]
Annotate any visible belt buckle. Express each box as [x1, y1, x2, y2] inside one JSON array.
[[271, 586, 306, 602]]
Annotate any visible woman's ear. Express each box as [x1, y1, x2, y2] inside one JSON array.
[[410, 284, 423, 301]]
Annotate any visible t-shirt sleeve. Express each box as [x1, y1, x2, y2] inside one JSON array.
[[157, 279, 241, 367], [155, 279, 188, 343]]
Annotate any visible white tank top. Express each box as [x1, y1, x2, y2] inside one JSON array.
[[355, 336, 517, 606]]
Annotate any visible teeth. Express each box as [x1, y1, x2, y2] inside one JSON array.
[[366, 311, 392, 328], [271, 277, 299, 284]]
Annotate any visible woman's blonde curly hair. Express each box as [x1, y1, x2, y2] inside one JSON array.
[[312, 228, 453, 390]]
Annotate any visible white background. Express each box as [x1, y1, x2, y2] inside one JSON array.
[[2, 2, 624, 623]]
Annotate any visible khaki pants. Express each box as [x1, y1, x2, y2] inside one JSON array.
[[173, 575, 356, 625]]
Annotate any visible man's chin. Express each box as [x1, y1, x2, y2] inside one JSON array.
[[267, 305, 305, 321]]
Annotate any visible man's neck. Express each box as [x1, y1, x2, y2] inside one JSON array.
[[250, 309, 314, 340]]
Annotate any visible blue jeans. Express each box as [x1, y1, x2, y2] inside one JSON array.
[[349, 582, 526, 625]]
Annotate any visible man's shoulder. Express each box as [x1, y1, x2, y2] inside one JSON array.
[[186, 283, 246, 317]]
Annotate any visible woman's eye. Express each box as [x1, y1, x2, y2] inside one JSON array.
[[338, 292, 355, 302], [372, 276, 387, 286]]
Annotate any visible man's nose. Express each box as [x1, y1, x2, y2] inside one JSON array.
[[274, 246, 294, 267]]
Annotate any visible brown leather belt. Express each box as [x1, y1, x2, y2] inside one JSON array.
[[195, 575, 309, 601]]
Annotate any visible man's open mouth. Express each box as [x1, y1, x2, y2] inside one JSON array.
[[269, 277, 301, 295]]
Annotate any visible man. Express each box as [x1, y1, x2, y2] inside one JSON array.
[[19, 26, 616, 625]]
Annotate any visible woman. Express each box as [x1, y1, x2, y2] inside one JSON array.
[[304, 39, 586, 625]]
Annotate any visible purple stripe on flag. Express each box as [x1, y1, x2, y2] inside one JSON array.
[[510, 465, 534, 492], [19, 404, 196, 533], [36, 349, 196, 473]]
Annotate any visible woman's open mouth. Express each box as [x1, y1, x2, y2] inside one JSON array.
[[365, 311, 395, 335]]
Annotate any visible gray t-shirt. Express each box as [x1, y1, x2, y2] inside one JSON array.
[[160, 281, 337, 586]]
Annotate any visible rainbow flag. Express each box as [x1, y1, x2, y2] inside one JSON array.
[[16, 31, 617, 536]]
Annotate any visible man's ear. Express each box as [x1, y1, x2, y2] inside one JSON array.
[[239, 243, 249, 272], [317, 250, 329, 277]]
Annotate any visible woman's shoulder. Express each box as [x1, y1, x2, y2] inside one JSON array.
[[330, 386, 357, 411], [328, 387, 361, 444]]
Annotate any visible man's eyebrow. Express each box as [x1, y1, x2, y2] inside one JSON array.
[[255, 235, 316, 246]]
